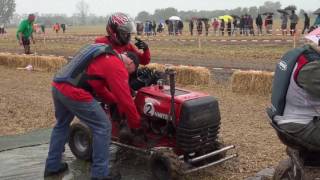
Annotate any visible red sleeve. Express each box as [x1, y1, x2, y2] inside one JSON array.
[[105, 60, 141, 129], [294, 55, 308, 83], [88, 80, 117, 104], [127, 43, 151, 65]]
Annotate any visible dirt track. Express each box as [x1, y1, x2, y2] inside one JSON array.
[[0, 65, 286, 179]]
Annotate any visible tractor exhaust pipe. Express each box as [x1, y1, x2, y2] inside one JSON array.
[[166, 68, 176, 127]]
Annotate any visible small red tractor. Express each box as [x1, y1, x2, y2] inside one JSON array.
[[68, 68, 237, 180]]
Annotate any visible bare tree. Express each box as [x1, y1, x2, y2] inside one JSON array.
[[0, 0, 16, 25], [76, 0, 89, 25]]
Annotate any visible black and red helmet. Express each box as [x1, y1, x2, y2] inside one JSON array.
[[107, 13, 136, 45]]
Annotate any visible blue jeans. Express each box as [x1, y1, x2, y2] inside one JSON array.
[[45, 87, 111, 178]]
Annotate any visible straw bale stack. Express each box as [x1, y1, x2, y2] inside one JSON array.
[[143, 63, 211, 86], [0, 54, 211, 86], [231, 70, 274, 96], [0, 53, 67, 72]]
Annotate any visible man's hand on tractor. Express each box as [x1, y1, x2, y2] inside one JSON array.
[[135, 37, 148, 50], [119, 123, 146, 145]]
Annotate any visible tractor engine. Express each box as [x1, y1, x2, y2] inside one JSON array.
[[134, 84, 221, 155]]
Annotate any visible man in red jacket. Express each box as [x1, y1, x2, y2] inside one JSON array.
[[45, 50, 141, 180], [95, 12, 150, 65]]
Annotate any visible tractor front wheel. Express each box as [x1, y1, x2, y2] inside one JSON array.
[[150, 149, 183, 180]]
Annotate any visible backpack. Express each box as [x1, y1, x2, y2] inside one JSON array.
[[53, 44, 117, 89]]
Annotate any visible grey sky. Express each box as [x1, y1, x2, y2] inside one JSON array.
[[16, 0, 319, 17]]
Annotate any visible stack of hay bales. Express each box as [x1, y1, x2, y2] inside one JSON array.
[[0, 53, 211, 87], [144, 63, 211, 86], [231, 70, 274, 96], [0, 53, 67, 72]]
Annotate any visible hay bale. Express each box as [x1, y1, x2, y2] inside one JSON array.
[[143, 63, 211, 86], [0, 54, 212, 86], [0, 53, 67, 72], [231, 70, 274, 96]]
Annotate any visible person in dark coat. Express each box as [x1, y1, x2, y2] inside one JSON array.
[[196, 19, 203, 35], [240, 15, 245, 35], [189, 20, 194, 36], [302, 13, 310, 34], [220, 19, 225, 36], [227, 19, 232, 36], [256, 14, 263, 35]]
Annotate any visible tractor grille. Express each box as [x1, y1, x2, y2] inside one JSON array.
[[176, 96, 221, 153]]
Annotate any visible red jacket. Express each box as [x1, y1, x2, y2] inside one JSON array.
[[95, 36, 150, 65], [53, 54, 141, 129]]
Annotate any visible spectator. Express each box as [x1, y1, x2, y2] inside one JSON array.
[[227, 19, 232, 36], [302, 13, 310, 34], [244, 14, 249, 36], [314, 14, 320, 26], [232, 18, 238, 35], [265, 14, 273, 34], [177, 20, 183, 35], [157, 23, 163, 33], [148, 21, 153, 36], [204, 20, 210, 36], [168, 21, 174, 35], [256, 14, 263, 35], [289, 10, 299, 36], [247, 15, 254, 36], [53, 23, 60, 33], [0, 24, 4, 35], [40, 24, 45, 34], [136, 22, 144, 35], [189, 20, 194, 36], [220, 19, 225, 36], [61, 24, 66, 33], [240, 15, 245, 35], [16, 14, 36, 54], [152, 21, 156, 36], [212, 18, 219, 36], [196, 19, 203, 35], [280, 13, 288, 36]]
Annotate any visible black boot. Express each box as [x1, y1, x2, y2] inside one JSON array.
[[44, 162, 68, 177]]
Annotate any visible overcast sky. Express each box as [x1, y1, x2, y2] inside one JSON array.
[[16, 0, 319, 17]]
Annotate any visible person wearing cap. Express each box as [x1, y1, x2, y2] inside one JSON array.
[[45, 48, 141, 179], [95, 12, 150, 66], [270, 32, 320, 149], [16, 14, 36, 54]]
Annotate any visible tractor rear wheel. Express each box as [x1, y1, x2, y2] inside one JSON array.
[[150, 149, 183, 180], [68, 122, 93, 161]]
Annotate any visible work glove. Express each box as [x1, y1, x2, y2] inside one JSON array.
[[135, 37, 148, 50]]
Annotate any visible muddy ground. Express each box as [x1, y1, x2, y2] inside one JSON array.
[[0, 65, 286, 179]]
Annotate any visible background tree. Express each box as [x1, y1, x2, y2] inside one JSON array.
[[153, 7, 178, 21], [76, 0, 89, 25], [136, 11, 152, 21], [0, 0, 16, 25]]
